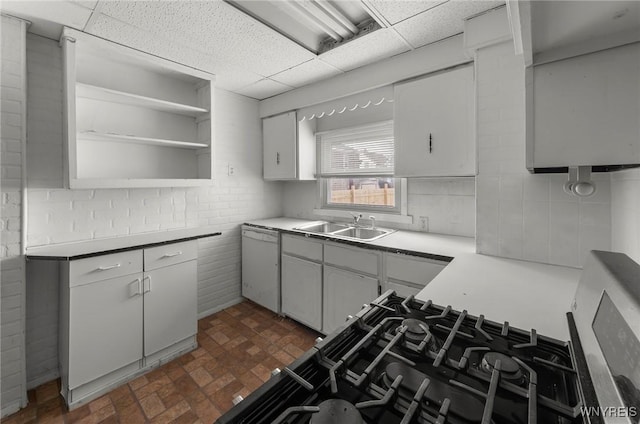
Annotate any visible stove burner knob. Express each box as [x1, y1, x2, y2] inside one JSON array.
[[362, 304, 368, 309], [271, 368, 281, 377], [315, 337, 323, 344], [232, 395, 244, 405], [346, 315, 354, 321]]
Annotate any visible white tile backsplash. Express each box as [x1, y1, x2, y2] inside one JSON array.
[[611, 169, 640, 263], [475, 41, 612, 268]]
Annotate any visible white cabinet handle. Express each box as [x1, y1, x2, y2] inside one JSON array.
[[162, 251, 182, 258], [143, 276, 152, 293], [128, 279, 142, 297], [97, 263, 121, 271]]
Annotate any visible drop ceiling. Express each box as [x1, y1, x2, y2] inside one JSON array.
[[1, 0, 504, 99], [2, 1, 638, 100]]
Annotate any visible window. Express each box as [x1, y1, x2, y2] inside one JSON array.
[[317, 121, 400, 212]]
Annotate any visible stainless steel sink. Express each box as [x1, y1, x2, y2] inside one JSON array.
[[293, 221, 395, 241], [332, 227, 393, 240], [296, 222, 351, 233]]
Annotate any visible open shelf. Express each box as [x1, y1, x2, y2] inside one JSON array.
[[62, 27, 215, 188], [78, 130, 209, 149], [76, 83, 208, 117]]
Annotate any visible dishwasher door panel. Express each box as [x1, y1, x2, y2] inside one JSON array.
[[241, 231, 279, 313]]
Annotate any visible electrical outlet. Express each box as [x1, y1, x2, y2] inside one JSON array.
[[419, 216, 428, 232], [227, 164, 235, 176]]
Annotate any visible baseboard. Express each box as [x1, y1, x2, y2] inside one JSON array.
[[197, 297, 243, 320], [27, 370, 60, 390], [1, 398, 25, 419]]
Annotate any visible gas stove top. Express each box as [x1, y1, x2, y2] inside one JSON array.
[[218, 293, 584, 424], [217, 251, 640, 424]]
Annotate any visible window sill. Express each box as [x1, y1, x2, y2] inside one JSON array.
[[312, 209, 413, 225]]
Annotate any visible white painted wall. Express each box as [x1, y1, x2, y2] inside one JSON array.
[[282, 178, 476, 238], [474, 40, 612, 268], [1, 14, 28, 418], [611, 168, 640, 264], [23, 34, 283, 389]]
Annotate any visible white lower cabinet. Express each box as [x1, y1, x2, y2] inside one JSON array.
[[383, 253, 447, 297], [281, 254, 322, 331], [143, 260, 197, 357], [60, 241, 197, 408], [323, 265, 378, 335], [68, 273, 143, 389]]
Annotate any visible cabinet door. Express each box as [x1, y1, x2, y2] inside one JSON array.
[[143, 260, 197, 356], [323, 265, 378, 335], [531, 43, 640, 168], [263, 111, 297, 179], [394, 65, 475, 177], [281, 254, 322, 331], [69, 274, 143, 388]]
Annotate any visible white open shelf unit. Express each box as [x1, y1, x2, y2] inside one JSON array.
[[62, 27, 215, 188]]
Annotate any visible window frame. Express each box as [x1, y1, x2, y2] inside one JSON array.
[[315, 120, 403, 215]]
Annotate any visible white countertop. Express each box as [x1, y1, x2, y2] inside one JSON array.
[[417, 253, 581, 340], [244, 217, 476, 259], [25, 226, 221, 259], [246, 217, 581, 341]]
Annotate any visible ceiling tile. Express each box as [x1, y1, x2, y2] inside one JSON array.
[[270, 59, 343, 88], [394, 0, 505, 49], [99, 1, 315, 77], [319, 28, 409, 72], [235, 79, 294, 100], [88, 14, 265, 91], [365, 0, 448, 25]]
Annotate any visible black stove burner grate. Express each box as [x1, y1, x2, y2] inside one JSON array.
[[217, 293, 587, 424]]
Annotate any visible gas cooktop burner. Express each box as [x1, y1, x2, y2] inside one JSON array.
[[398, 318, 432, 343], [309, 399, 363, 424], [481, 352, 523, 381]]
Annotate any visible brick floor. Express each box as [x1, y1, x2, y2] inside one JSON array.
[[3, 301, 320, 424]]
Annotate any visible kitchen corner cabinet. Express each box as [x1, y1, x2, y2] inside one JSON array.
[[263, 111, 316, 180], [383, 253, 447, 297], [394, 65, 475, 177], [61, 27, 214, 188], [58, 240, 197, 408]]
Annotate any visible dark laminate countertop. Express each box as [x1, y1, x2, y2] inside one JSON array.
[[25, 227, 222, 260]]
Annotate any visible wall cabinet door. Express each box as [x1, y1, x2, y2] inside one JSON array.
[[529, 43, 640, 169], [143, 260, 197, 356], [323, 265, 378, 335], [281, 254, 322, 331], [394, 65, 475, 177], [263, 112, 298, 179], [68, 274, 143, 388], [263, 111, 316, 180]]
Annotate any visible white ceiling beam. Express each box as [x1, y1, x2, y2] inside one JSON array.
[[506, 0, 533, 66]]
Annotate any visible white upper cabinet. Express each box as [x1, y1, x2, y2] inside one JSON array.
[[263, 111, 315, 180], [528, 43, 640, 169], [393, 65, 475, 177], [61, 28, 215, 188]]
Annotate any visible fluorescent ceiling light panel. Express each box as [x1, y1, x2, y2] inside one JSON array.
[[225, 0, 380, 54]]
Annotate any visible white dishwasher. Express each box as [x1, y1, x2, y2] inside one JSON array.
[[241, 225, 280, 313]]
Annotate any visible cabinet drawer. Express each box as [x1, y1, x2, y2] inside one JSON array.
[[69, 250, 142, 287], [324, 244, 378, 275], [282, 235, 323, 261], [386, 254, 446, 286], [144, 241, 197, 271]]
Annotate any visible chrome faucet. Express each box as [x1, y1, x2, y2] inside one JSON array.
[[369, 216, 376, 229], [350, 212, 362, 227]]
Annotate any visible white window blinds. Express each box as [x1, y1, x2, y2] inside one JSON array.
[[318, 120, 394, 177]]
